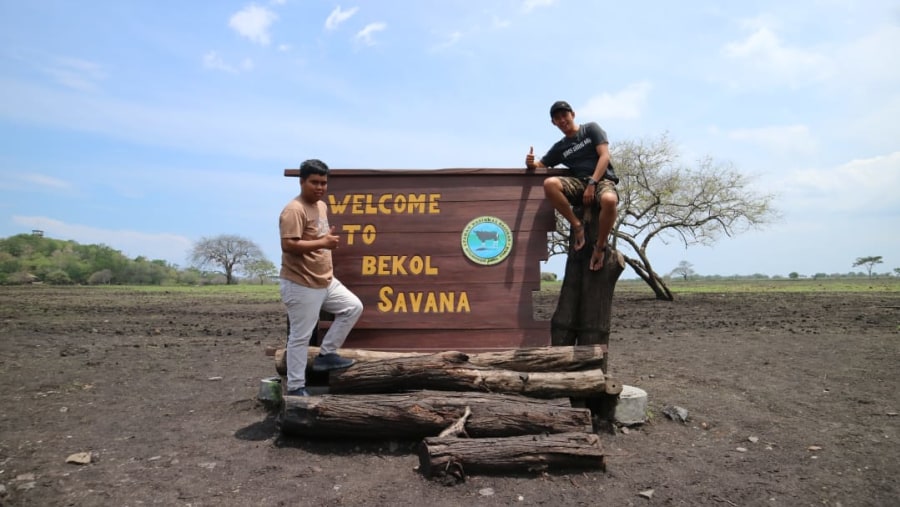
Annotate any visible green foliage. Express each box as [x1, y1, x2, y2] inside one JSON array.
[[788, 272, 800, 279], [540, 271, 558, 282], [0, 233, 181, 285]]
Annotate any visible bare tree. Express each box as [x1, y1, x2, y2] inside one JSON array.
[[189, 235, 266, 285], [852, 256, 883, 278], [544, 133, 774, 300], [669, 260, 696, 281]]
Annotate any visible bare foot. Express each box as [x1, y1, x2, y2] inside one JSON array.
[[572, 224, 586, 251], [590, 243, 607, 271]]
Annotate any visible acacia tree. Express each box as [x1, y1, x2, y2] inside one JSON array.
[[549, 134, 778, 300], [189, 234, 267, 285], [670, 260, 696, 281], [852, 256, 882, 278], [244, 258, 277, 284], [613, 134, 778, 299]]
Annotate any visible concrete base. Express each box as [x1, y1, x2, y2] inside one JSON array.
[[614, 385, 648, 425]]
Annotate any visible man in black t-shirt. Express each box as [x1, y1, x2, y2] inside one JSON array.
[[526, 100, 619, 270]]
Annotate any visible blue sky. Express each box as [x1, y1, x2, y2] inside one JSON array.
[[1, 0, 898, 278]]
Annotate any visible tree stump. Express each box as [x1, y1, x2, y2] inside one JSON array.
[[327, 351, 620, 398], [418, 432, 605, 479], [551, 203, 626, 420], [281, 390, 592, 438]]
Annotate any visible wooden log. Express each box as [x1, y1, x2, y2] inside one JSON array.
[[280, 390, 592, 438], [327, 351, 621, 398], [418, 432, 605, 478], [274, 345, 607, 377]]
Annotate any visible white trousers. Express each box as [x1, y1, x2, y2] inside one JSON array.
[[280, 277, 363, 390]]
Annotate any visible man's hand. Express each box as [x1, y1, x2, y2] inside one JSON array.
[[525, 146, 536, 169], [321, 226, 340, 250], [582, 185, 595, 207]]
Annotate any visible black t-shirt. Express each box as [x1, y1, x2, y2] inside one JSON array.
[[540, 122, 619, 183]]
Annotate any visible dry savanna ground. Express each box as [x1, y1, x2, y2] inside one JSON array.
[[0, 281, 898, 506]]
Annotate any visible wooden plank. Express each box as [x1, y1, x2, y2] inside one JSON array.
[[328, 199, 555, 233], [335, 245, 547, 285], [338, 282, 545, 329], [341, 327, 550, 350], [334, 230, 550, 257]]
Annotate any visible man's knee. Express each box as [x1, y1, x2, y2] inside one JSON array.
[[543, 176, 562, 195], [599, 190, 618, 209]]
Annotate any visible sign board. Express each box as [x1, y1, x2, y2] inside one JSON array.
[[284, 168, 561, 351]]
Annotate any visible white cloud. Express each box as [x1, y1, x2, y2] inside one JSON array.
[[12, 216, 193, 264], [433, 31, 463, 51], [202, 52, 253, 73], [581, 81, 652, 121], [325, 6, 359, 30], [721, 26, 833, 88], [727, 124, 818, 155], [229, 4, 278, 45], [781, 151, 900, 212], [39, 57, 106, 92], [523, 0, 558, 13], [355, 22, 387, 46], [20, 173, 72, 190]]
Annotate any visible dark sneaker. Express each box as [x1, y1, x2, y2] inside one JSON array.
[[285, 388, 309, 397], [312, 353, 356, 372]]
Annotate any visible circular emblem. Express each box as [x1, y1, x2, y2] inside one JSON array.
[[461, 216, 513, 266]]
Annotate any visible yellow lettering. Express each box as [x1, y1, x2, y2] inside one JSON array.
[[407, 194, 425, 214], [393, 292, 407, 313], [377, 256, 390, 275], [409, 292, 423, 312], [364, 195, 378, 214], [439, 292, 453, 312], [342, 224, 361, 245], [329, 195, 351, 214], [393, 194, 407, 213], [362, 256, 376, 275], [375, 289, 470, 313], [392, 256, 408, 275], [378, 194, 391, 214], [457, 292, 470, 312], [378, 286, 393, 311], [428, 193, 441, 214], [336, 193, 442, 215], [351, 194, 366, 214], [361, 224, 377, 245], [424, 292, 438, 312]]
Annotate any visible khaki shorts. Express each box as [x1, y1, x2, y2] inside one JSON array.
[[559, 177, 617, 207]]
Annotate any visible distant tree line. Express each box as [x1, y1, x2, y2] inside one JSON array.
[[0, 233, 275, 286]]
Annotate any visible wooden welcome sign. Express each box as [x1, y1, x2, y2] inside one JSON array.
[[284, 168, 562, 351]]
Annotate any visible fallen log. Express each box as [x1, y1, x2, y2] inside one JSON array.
[[273, 345, 607, 377], [418, 432, 605, 478], [328, 351, 622, 398], [281, 390, 592, 438]]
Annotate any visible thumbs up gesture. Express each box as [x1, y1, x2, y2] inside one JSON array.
[[525, 146, 536, 169]]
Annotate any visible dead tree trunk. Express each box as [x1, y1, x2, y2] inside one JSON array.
[[418, 432, 605, 478], [274, 345, 607, 377], [327, 351, 620, 398], [551, 203, 626, 420], [281, 390, 592, 438]]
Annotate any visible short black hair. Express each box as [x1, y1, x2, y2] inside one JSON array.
[[299, 159, 329, 179]]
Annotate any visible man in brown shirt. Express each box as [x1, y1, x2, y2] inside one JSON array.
[[279, 159, 363, 397]]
